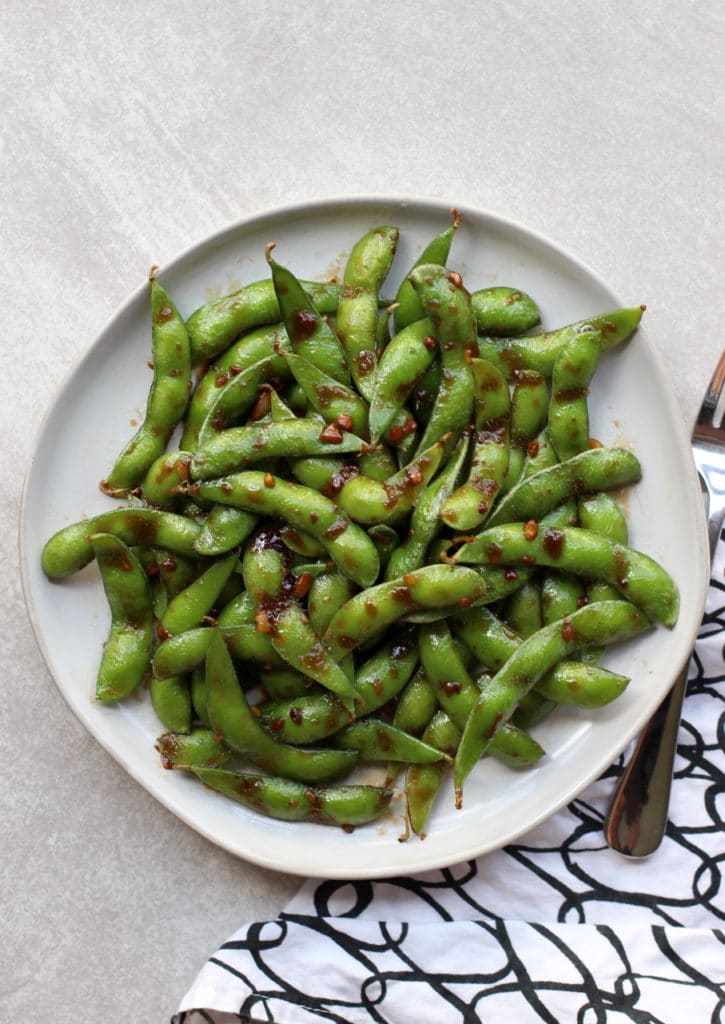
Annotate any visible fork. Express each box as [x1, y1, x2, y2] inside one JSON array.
[[604, 350, 725, 857]]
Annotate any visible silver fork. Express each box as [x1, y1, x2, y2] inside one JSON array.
[[604, 350, 725, 857]]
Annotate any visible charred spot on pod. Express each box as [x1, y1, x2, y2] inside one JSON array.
[[251, 524, 286, 554], [486, 542, 503, 565], [504, 568, 519, 581], [290, 308, 318, 341], [289, 707, 303, 725], [323, 518, 348, 540], [561, 620, 576, 642], [443, 680, 461, 696], [356, 350, 375, 376], [542, 529, 565, 559], [156, 305, 174, 325]]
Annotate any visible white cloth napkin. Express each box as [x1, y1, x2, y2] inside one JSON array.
[[174, 545, 725, 1024]]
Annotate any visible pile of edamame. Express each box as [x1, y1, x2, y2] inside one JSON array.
[[41, 213, 678, 836]]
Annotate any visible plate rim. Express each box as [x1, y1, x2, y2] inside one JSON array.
[[19, 193, 710, 878]]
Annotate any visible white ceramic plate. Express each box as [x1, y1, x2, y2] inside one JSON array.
[[21, 196, 708, 879]]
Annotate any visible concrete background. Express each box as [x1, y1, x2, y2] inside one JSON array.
[[3, 2, 723, 1021]]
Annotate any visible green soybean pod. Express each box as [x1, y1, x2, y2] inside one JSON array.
[[190, 419, 367, 480], [409, 265, 476, 458], [258, 631, 418, 745], [454, 600, 651, 800], [336, 436, 447, 526], [369, 319, 436, 443], [181, 324, 290, 451], [406, 711, 462, 836], [499, 369, 549, 496], [266, 243, 350, 384], [308, 572, 358, 637], [336, 224, 399, 400], [470, 286, 541, 337], [161, 553, 238, 637], [548, 329, 602, 461], [441, 358, 511, 530], [393, 210, 460, 333], [198, 353, 292, 444], [194, 505, 258, 557], [324, 563, 530, 660], [150, 674, 192, 734], [282, 353, 369, 437], [90, 533, 154, 703], [185, 278, 344, 365], [102, 276, 192, 491], [392, 667, 440, 738], [453, 523, 680, 627], [198, 472, 380, 588], [332, 720, 450, 765], [156, 728, 231, 768], [206, 630, 357, 784], [417, 619, 545, 767], [42, 508, 203, 582], [385, 435, 469, 581], [486, 447, 642, 528], [475, 307, 645, 381], [192, 768, 393, 827], [142, 451, 194, 509]]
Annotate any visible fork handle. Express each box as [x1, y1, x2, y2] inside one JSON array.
[[603, 661, 689, 856]]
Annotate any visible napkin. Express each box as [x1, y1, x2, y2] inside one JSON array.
[[173, 546, 725, 1024]]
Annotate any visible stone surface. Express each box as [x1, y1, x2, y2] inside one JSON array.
[[2, 2, 723, 1021]]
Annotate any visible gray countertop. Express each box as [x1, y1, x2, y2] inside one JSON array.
[[3, 3, 723, 1021]]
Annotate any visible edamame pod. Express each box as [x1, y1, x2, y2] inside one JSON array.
[[156, 728, 231, 768], [192, 768, 393, 827], [186, 278, 344, 365], [454, 600, 651, 800], [393, 210, 460, 333], [43, 508, 202, 580], [417, 619, 545, 766], [441, 358, 511, 529], [198, 472, 380, 588], [194, 505, 257, 556], [452, 523, 679, 626], [548, 329, 602, 461], [406, 710, 462, 837], [190, 419, 367, 480], [476, 307, 645, 380], [259, 632, 418, 744], [206, 630, 357, 784], [282, 353, 369, 437], [333, 719, 450, 764], [368, 318, 436, 443], [150, 674, 192, 733], [181, 324, 289, 450], [90, 534, 154, 703], [336, 225, 399, 400], [385, 435, 470, 580], [103, 276, 192, 491], [486, 447, 642, 528], [409, 265, 477, 458], [161, 553, 238, 636], [323, 564, 527, 659], [470, 286, 541, 337], [336, 436, 447, 525], [266, 244, 350, 384]]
